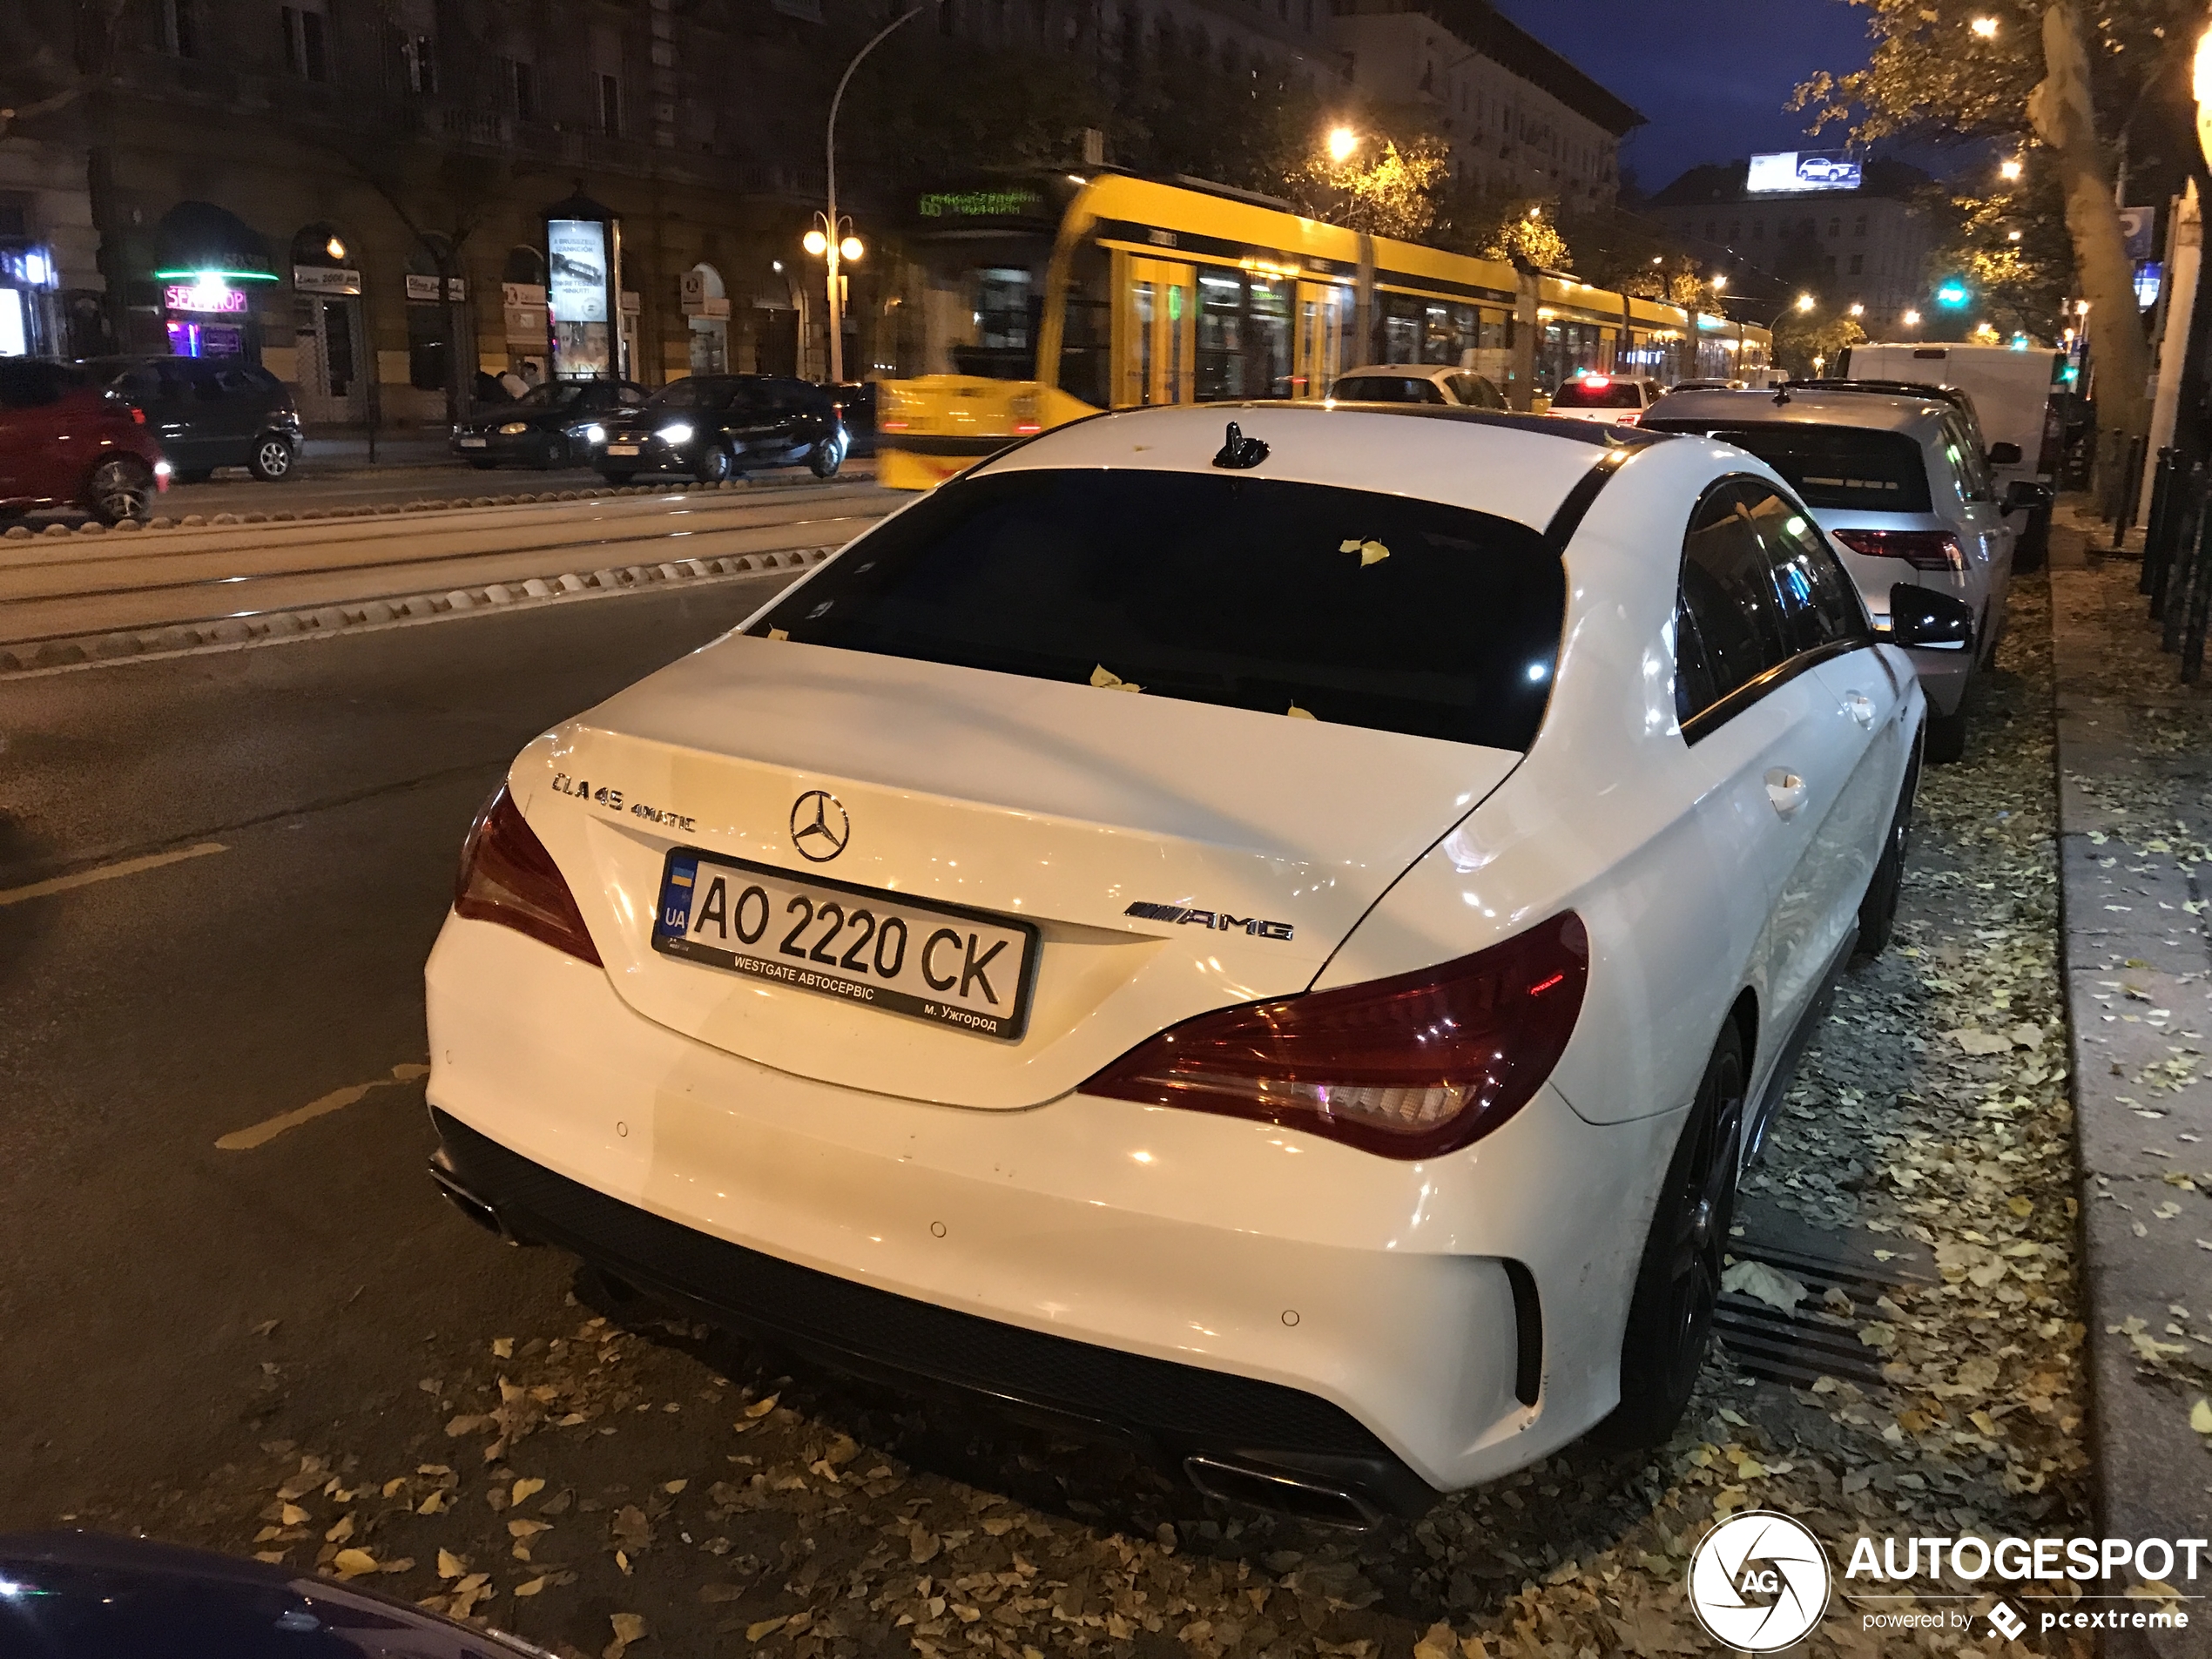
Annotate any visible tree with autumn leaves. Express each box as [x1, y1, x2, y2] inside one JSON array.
[[1795, 0, 2202, 457]]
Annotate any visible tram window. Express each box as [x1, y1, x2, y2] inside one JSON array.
[[1248, 276, 1290, 398], [1422, 303, 1452, 365], [1378, 293, 1423, 364], [953, 267, 1036, 380], [1197, 271, 1245, 401]]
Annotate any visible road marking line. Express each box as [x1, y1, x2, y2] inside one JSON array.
[[0, 841, 227, 907], [217, 1062, 430, 1151]]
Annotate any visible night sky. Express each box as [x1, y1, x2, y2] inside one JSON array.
[[1487, 0, 1878, 197]]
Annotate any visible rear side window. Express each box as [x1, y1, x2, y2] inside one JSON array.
[[1550, 379, 1644, 410], [1647, 421, 1933, 514], [750, 469, 1568, 752], [0, 360, 85, 408], [1332, 375, 1443, 404], [1452, 374, 1506, 409], [1737, 485, 1871, 654], [1675, 485, 1793, 725]]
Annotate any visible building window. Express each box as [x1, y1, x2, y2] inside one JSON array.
[[401, 33, 436, 93], [504, 57, 536, 120], [162, 0, 200, 57], [1849, 253, 1865, 274], [597, 72, 621, 135], [1827, 217, 1840, 238], [1750, 219, 1763, 239], [282, 5, 329, 79], [1854, 214, 1868, 236]]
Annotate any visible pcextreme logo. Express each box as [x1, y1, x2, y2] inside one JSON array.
[[1689, 1511, 1832, 1651]]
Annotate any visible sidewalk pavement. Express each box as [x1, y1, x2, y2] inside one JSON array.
[[2050, 500, 2212, 1652]]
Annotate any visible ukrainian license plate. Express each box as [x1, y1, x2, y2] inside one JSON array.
[[457, 437, 487, 448], [606, 442, 640, 456], [651, 850, 1038, 1040]]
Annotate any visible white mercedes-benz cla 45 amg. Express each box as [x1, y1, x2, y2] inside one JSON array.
[[424, 403, 1942, 1524]]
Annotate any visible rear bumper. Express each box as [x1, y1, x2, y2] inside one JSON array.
[[423, 914, 1684, 1498]]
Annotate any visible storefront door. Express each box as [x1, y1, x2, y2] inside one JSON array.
[[295, 295, 367, 425]]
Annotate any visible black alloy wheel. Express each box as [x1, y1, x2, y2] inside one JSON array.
[[809, 433, 846, 479], [1852, 733, 1922, 961], [85, 455, 155, 525], [693, 443, 734, 485], [248, 434, 295, 482], [1592, 1021, 1745, 1450], [536, 434, 569, 471]]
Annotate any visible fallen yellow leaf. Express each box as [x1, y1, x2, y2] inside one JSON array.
[[438, 1549, 467, 1579], [331, 1548, 378, 1578], [743, 1394, 778, 1420], [511, 1477, 545, 1506], [516, 1575, 548, 1597]]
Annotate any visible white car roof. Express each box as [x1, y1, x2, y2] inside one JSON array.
[[974, 402, 1662, 534], [1647, 387, 1952, 436]]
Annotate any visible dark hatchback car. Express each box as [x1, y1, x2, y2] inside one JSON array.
[[0, 359, 169, 523], [596, 375, 847, 484], [451, 378, 646, 470], [83, 355, 303, 482]]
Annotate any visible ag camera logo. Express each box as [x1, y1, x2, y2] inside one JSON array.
[[1689, 1510, 1834, 1652]]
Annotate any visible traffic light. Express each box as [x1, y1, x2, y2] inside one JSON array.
[[1934, 280, 1971, 309]]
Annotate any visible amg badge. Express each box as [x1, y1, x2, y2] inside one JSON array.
[[1124, 900, 1293, 941]]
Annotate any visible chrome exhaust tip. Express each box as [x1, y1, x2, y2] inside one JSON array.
[[428, 1157, 521, 1244], [1183, 1454, 1386, 1530]]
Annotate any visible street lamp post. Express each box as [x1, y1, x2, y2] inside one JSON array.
[[821, 2, 933, 383]]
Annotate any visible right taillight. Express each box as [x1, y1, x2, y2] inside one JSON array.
[[453, 786, 602, 966], [1830, 528, 1966, 573], [1080, 913, 1588, 1159]]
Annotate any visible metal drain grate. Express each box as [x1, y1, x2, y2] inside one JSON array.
[[1715, 1207, 1933, 1393]]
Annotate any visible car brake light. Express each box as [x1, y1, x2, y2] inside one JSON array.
[[1081, 913, 1588, 1158], [453, 786, 602, 966], [1829, 528, 1966, 573], [1615, 411, 1639, 425], [1582, 374, 1611, 389]]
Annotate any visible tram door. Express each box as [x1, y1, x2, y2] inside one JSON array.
[[1116, 255, 1194, 407], [1296, 280, 1350, 401]]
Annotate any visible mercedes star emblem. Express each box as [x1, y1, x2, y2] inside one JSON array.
[[789, 789, 850, 862]]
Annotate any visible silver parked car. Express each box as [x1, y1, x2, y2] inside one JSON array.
[[1645, 387, 2021, 762]]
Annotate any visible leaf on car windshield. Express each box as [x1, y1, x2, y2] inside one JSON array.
[[1089, 664, 1143, 693], [1338, 537, 1390, 566], [1287, 704, 1316, 720]]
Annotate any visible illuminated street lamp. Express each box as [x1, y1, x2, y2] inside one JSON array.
[[1848, 302, 1865, 318], [1795, 292, 1816, 313], [1326, 125, 1359, 164], [1971, 16, 1999, 37], [1903, 307, 1923, 327], [2000, 157, 2023, 181], [819, 0, 939, 382], [1709, 273, 1727, 292]]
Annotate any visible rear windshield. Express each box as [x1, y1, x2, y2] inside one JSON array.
[[1332, 375, 1444, 405], [1549, 380, 1644, 409], [1643, 420, 1933, 513], [748, 469, 1566, 752]]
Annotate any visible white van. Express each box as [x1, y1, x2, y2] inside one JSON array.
[[1837, 342, 2064, 565]]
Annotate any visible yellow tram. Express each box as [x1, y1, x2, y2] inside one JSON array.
[[876, 172, 1771, 489]]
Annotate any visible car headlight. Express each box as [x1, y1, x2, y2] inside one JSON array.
[[152, 460, 173, 477], [498, 421, 530, 435], [583, 423, 605, 444], [658, 423, 694, 445]]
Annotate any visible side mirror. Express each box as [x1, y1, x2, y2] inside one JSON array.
[[2003, 479, 2054, 515], [1888, 583, 1975, 651], [1986, 442, 2023, 466]]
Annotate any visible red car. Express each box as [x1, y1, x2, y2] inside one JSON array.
[[0, 357, 170, 523]]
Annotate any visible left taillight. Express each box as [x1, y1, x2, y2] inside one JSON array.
[[1080, 912, 1588, 1159], [1830, 528, 1966, 573], [453, 786, 602, 966]]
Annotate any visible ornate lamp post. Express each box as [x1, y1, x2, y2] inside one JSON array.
[[819, 2, 935, 382]]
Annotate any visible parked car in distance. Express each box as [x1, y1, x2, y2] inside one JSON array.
[[1835, 342, 2064, 569], [427, 401, 1937, 1524], [0, 358, 169, 523], [451, 378, 645, 470], [1663, 379, 1746, 395], [1544, 374, 1662, 425], [1329, 365, 1508, 408], [82, 355, 302, 482], [1644, 386, 2024, 762], [595, 375, 847, 485]]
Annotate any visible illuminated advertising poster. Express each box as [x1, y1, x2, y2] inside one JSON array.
[[1746, 152, 1863, 193], [547, 218, 611, 378]]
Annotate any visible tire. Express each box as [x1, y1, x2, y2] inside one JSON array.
[[1590, 1021, 1745, 1451], [247, 434, 296, 482], [693, 444, 733, 485], [809, 435, 846, 479], [2013, 504, 2051, 574], [1852, 733, 1922, 961], [536, 435, 569, 471], [468, 457, 500, 470], [600, 472, 635, 487], [85, 455, 155, 525], [174, 468, 214, 485]]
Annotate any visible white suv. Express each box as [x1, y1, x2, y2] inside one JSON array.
[[1645, 386, 2017, 761]]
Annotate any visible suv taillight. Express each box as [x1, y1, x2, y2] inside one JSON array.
[[1080, 913, 1588, 1158], [1830, 528, 1966, 573], [453, 786, 602, 965]]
